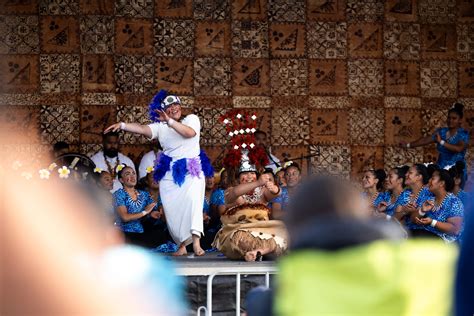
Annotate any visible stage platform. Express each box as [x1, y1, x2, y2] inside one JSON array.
[[170, 252, 278, 315]]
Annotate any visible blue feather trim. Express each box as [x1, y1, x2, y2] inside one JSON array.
[[153, 153, 172, 182], [149, 89, 168, 122], [199, 150, 214, 178], [172, 158, 187, 187], [153, 151, 214, 186]]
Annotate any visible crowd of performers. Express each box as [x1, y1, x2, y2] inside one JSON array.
[[52, 93, 470, 261]]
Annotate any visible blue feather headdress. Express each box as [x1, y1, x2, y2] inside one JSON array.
[[149, 89, 169, 123]]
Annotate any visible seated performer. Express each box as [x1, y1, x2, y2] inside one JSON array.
[[212, 159, 287, 261]]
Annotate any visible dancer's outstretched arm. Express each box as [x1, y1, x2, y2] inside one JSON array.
[[104, 122, 152, 139]]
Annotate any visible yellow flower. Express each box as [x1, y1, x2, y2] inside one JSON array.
[[94, 167, 103, 173], [58, 166, 70, 179], [146, 166, 154, 174], [39, 169, 51, 180], [48, 163, 57, 171], [283, 161, 294, 168], [116, 164, 124, 172]]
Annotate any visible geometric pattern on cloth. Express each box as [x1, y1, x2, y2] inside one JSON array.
[[40, 104, 80, 144], [0, 16, 39, 54], [307, 21, 347, 59], [310, 145, 351, 179], [271, 107, 310, 146], [349, 107, 385, 146]]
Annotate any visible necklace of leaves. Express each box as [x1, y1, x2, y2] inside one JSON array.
[[432, 193, 449, 212], [410, 186, 425, 205], [370, 192, 379, 207], [104, 153, 120, 178]]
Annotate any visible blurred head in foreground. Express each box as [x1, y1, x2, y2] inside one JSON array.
[[0, 132, 187, 316]]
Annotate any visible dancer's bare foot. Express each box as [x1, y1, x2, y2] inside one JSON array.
[[193, 245, 205, 256], [191, 234, 205, 256], [172, 245, 187, 256]]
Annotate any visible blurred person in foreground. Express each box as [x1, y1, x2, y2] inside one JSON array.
[[0, 132, 187, 315], [246, 175, 458, 316]]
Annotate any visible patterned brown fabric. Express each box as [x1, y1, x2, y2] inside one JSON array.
[[0, 0, 473, 176]]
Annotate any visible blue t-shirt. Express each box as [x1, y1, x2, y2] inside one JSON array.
[[273, 187, 290, 210], [411, 193, 464, 243], [405, 186, 435, 230], [380, 189, 411, 216], [114, 189, 156, 233], [432, 127, 469, 169]]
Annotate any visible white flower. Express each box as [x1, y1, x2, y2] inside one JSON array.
[[116, 164, 124, 172], [234, 145, 239, 150], [251, 128, 256, 133], [21, 171, 32, 180], [12, 161, 22, 170], [223, 119, 229, 124], [48, 163, 57, 171], [251, 115, 257, 120], [250, 143, 255, 148], [236, 113, 242, 119], [146, 166, 154, 174], [241, 143, 247, 148], [94, 167, 103, 173], [229, 132, 234, 137], [245, 128, 250, 133], [58, 166, 70, 179], [239, 129, 245, 134], [234, 130, 239, 135], [39, 169, 50, 180]]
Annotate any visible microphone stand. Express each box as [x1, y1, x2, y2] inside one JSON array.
[[285, 147, 321, 175]]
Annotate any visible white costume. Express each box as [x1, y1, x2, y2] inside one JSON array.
[[148, 114, 205, 246], [138, 149, 161, 179], [90, 151, 135, 193]]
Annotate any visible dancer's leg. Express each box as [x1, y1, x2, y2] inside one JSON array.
[[172, 242, 187, 256], [192, 234, 205, 256]]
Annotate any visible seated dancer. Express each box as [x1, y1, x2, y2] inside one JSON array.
[[113, 165, 159, 247], [410, 168, 464, 243], [212, 160, 287, 261], [398, 164, 434, 231], [361, 169, 387, 212], [449, 161, 468, 207], [376, 166, 410, 220], [105, 90, 213, 256]]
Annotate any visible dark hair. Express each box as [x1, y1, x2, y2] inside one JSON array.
[[427, 163, 440, 179], [117, 164, 132, 179], [262, 168, 274, 176], [448, 102, 464, 119], [434, 169, 455, 192], [392, 165, 409, 187], [254, 130, 267, 137], [103, 131, 119, 140], [53, 141, 69, 152], [449, 161, 466, 189], [413, 164, 430, 185], [284, 162, 301, 174], [368, 169, 386, 191]]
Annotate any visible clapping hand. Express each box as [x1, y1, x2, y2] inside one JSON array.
[[144, 202, 157, 215], [422, 200, 434, 213], [150, 208, 162, 219], [415, 217, 433, 226], [203, 212, 211, 224], [401, 202, 417, 214], [377, 201, 388, 213]]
